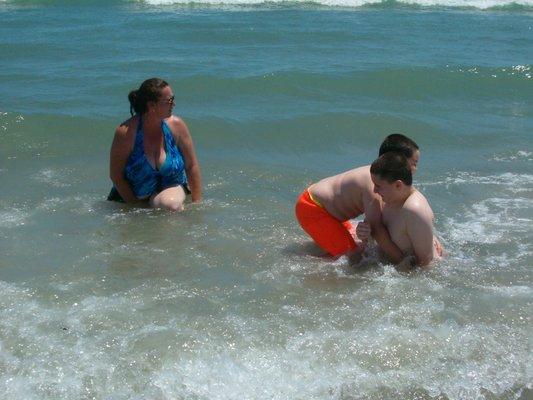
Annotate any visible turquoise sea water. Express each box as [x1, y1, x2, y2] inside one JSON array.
[[1, 1, 532, 399]]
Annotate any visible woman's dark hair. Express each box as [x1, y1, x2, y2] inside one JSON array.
[[370, 152, 413, 186], [378, 133, 419, 158], [128, 77, 169, 116]]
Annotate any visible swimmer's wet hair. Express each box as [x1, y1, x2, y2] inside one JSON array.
[[379, 133, 419, 158], [128, 77, 169, 116], [370, 152, 413, 186]]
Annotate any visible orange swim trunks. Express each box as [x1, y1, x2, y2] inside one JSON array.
[[295, 189, 357, 257]]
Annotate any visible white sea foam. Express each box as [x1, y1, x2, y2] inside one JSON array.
[[446, 196, 532, 244], [454, 65, 532, 79], [36, 195, 99, 215], [32, 168, 73, 188], [0, 273, 530, 399], [141, 0, 533, 9], [0, 208, 29, 228], [492, 150, 533, 162], [480, 284, 532, 298], [0, 113, 24, 132], [423, 172, 533, 194], [104, 207, 154, 222]]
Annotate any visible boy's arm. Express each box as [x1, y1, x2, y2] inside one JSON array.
[[365, 198, 404, 264], [405, 208, 436, 268]]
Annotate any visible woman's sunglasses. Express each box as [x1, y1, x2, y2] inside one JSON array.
[[159, 95, 175, 105]]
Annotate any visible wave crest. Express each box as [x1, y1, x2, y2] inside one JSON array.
[[138, 0, 533, 11], [2, 0, 533, 10]]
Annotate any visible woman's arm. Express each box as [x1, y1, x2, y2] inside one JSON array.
[[169, 117, 202, 202], [109, 122, 139, 203]]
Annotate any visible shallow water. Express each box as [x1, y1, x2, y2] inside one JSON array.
[[0, 1, 532, 399]]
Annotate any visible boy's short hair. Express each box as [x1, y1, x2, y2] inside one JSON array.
[[370, 152, 413, 186], [379, 133, 419, 158]]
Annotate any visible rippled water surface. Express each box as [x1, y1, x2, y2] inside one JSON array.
[[0, 1, 532, 399]]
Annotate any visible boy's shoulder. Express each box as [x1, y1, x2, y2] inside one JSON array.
[[403, 189, 434, 221]]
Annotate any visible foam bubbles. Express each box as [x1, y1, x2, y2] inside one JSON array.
[[0, 208, 29, 228], [1, 262, 530, 400], [140, 0, 533, 8], [0, 113, 24, 132], [492, 150, 532, 162], [423, 171, 533, 194], [480, 285, 532, 298], [446, 196, 532, 244], [32, 168, 73, 188], [36, 195, 99, 215]]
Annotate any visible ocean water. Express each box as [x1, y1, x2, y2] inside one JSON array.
[[0, 0, 532, 399]]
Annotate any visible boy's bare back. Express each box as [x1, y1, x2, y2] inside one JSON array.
[[309, 166, 377, 221]]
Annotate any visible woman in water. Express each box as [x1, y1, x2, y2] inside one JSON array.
[[108, 78, 202, 210]]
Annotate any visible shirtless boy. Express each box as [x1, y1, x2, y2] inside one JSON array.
[[369, 152, 441, 268], [294, 134, 420, 263]]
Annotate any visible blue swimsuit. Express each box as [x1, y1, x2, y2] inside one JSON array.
[[108, 117, 188, 201]]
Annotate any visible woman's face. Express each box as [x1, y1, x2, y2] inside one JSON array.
[[154, 85, 175, 119]]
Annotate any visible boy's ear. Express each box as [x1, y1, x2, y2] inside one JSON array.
[[394, 180, 403, 189]]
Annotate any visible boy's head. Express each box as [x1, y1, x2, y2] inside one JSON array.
[[370, 152, 413, 204], [379, 133, 420, 173]]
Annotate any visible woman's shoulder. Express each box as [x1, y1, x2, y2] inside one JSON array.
[[115, 116, 138, 138], [164, 115, 191, 142], [165, 115, 188, 131]]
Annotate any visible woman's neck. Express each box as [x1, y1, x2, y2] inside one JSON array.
[[141, 113, 161, 137]]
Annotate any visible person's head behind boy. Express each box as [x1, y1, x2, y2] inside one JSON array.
[[379, 133, 420, 173], [370, 152, 413, 205]]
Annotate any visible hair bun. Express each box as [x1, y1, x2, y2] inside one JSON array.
[[127, 78, 169, 117], [128, 90, 139, 116]]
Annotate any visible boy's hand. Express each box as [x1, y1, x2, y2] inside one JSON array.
[[355, 220, 371, 243]]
